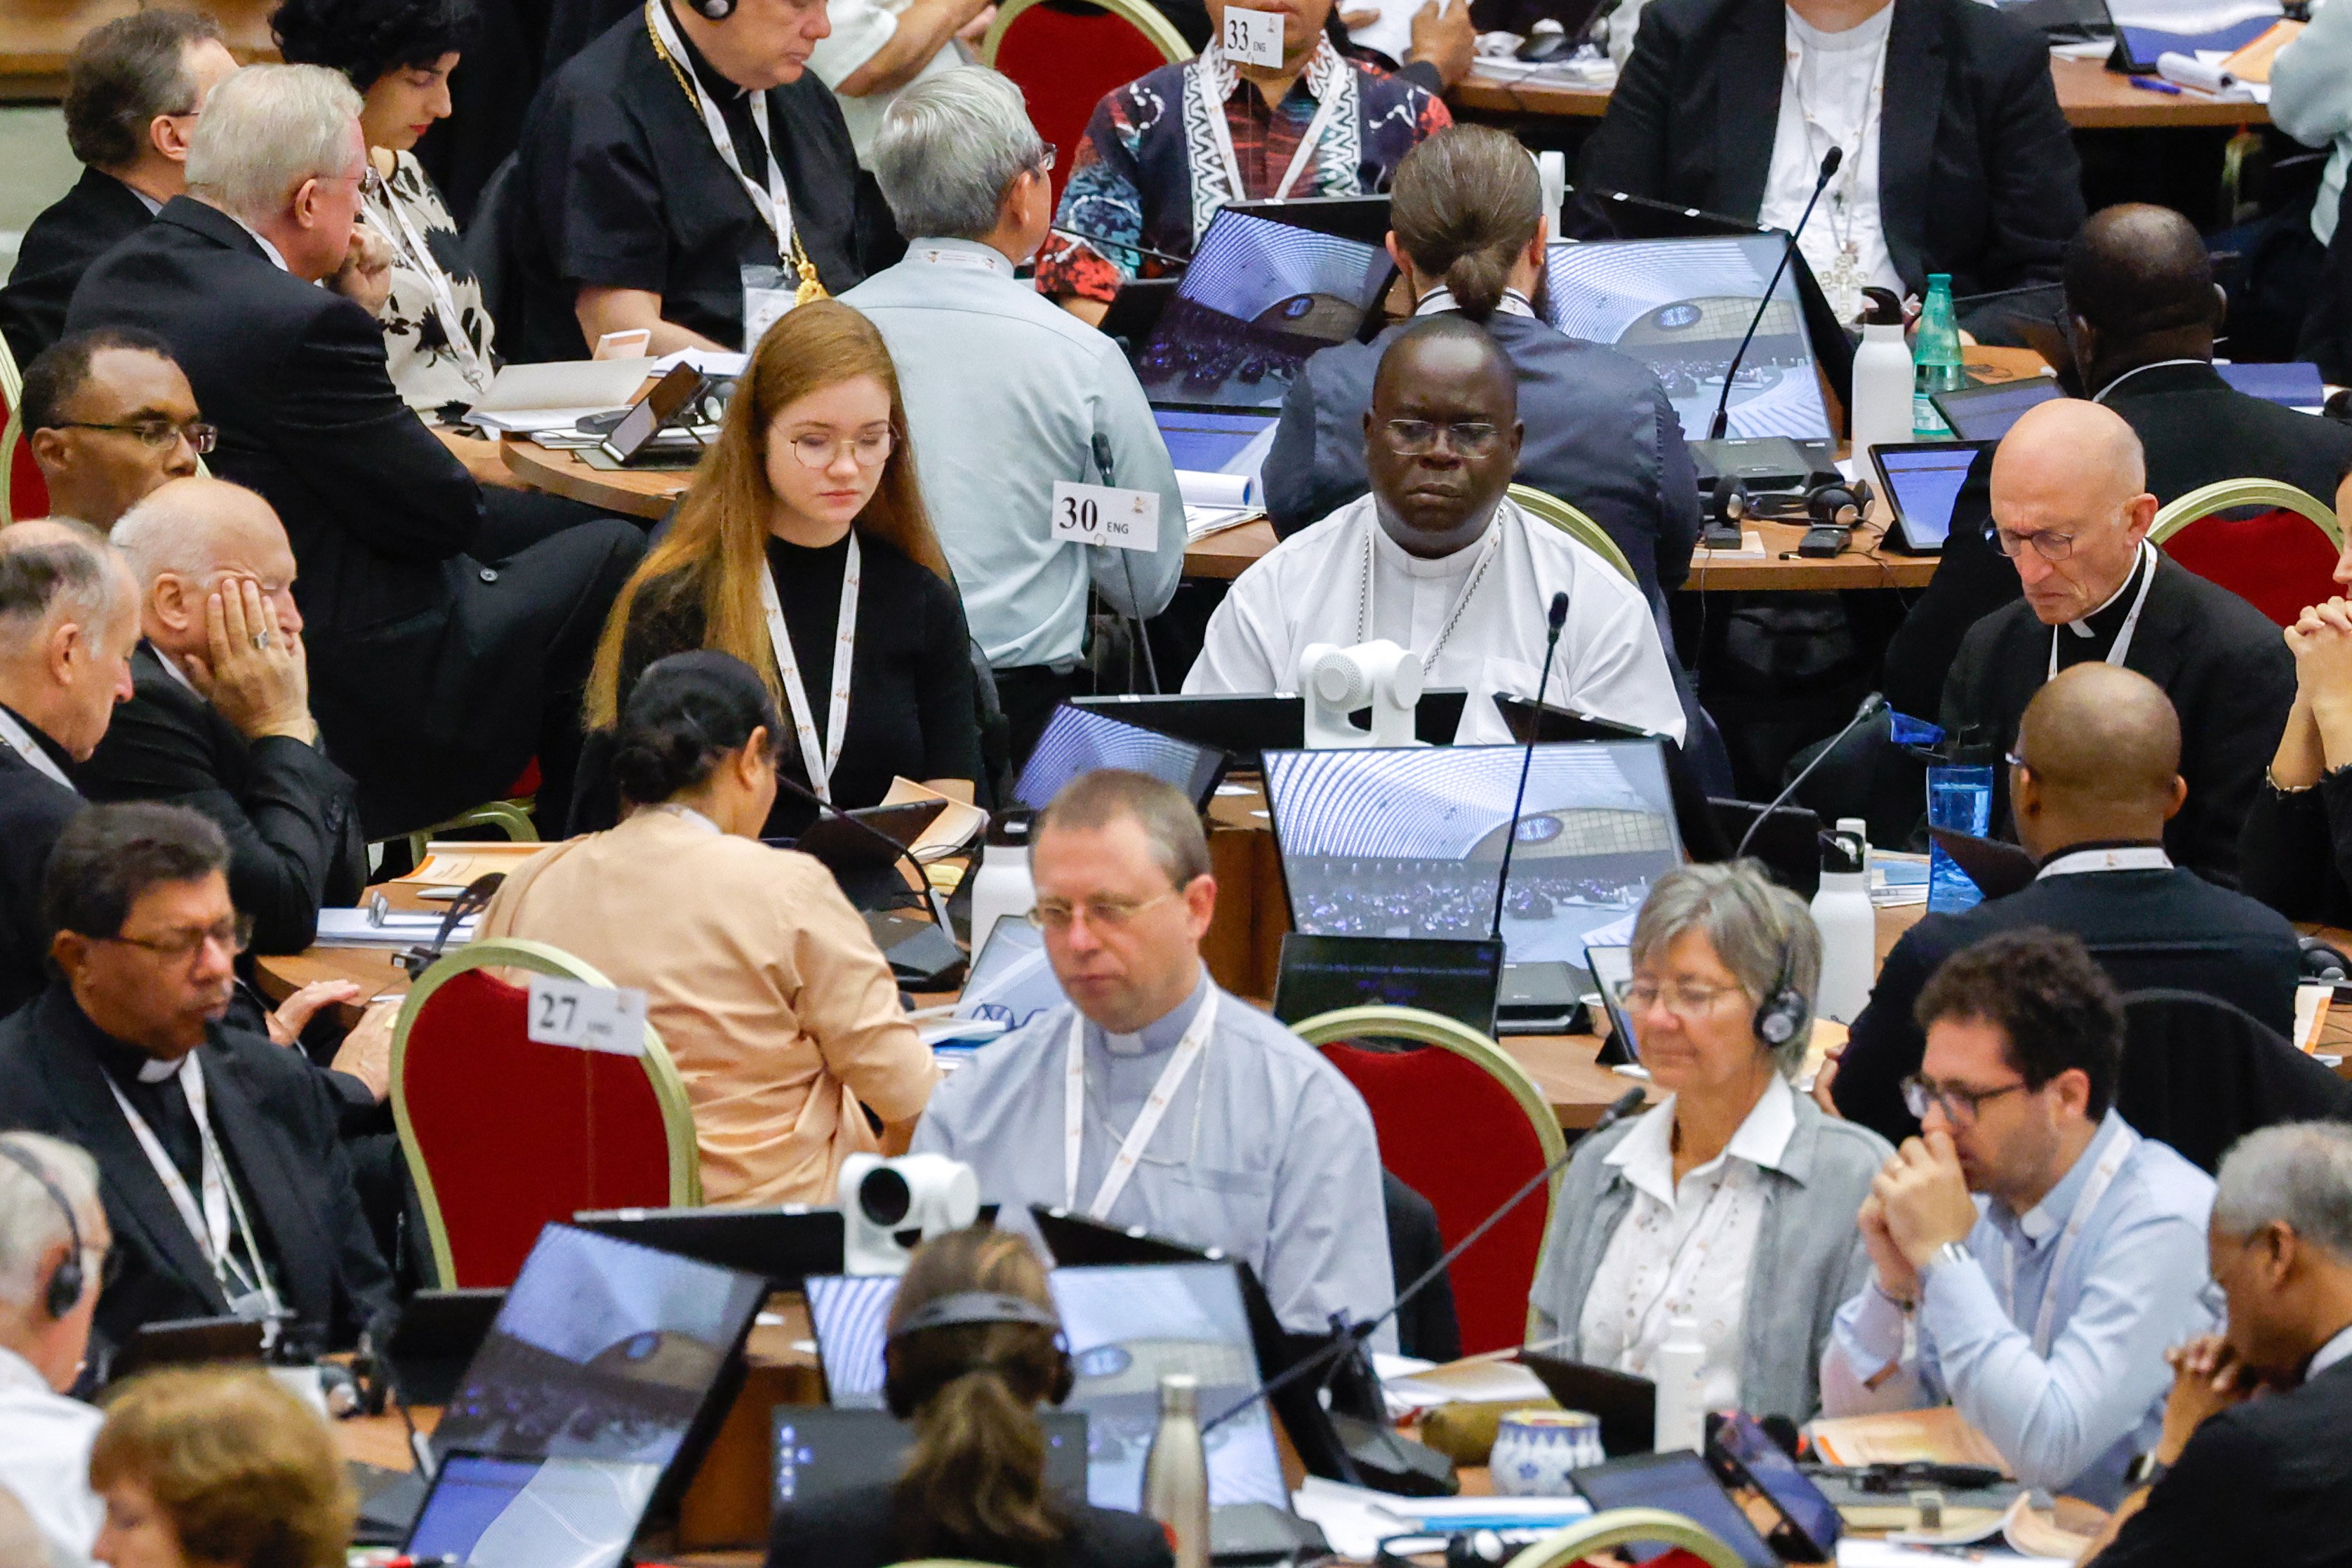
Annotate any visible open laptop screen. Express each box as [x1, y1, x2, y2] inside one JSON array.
[[404, 1452, 661, 1568]]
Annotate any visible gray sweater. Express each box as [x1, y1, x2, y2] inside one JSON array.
[[1529, 1091, 1892, 1425]]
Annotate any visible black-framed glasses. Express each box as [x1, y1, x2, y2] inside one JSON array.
[[100, 914, 254, 964], [1901, 1072, 2032, 1126], [1381, 419, 1503, 458], [55, 419, 216, 453], [1982, 521, 2076, 562]]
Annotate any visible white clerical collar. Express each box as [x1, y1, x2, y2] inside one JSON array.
[[2036, 842, 2171, 879], [135, 1054, 184, 1084], [2309, 1322, 2352, 1379], [1368, 505, 1494, 580], [1097, 969, 1209, 1057], [1414, 286, 1536, 319], [909, 237, 1014, 277], [1605, 1073, 1798, 1204], [2091, 359, 2211, 405], [227, 214, 292, 273], [2064, 539, 2155, 636]]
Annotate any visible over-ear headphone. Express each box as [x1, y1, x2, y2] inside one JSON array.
[[882, 1291, 1074, 1418], [1713, 475, 1875, 529], [0, 1138, 86, 1320], [1752, 937, 1810, 1049], [689, 0, 738, 18]]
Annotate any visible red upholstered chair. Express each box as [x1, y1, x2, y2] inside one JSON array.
[[2148, 477, 2341, 628], [1, 334, 51, 525], [1289, 1005, 1566, 1356], [981, 0, 1192, 207], [391, 938, 700, 1288]]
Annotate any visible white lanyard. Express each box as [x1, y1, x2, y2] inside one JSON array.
[[1197, 46, 1348, 207], [757, 533, 858, 801], [2047, 542, 2158, 684], [102, 1056, 281, 1317], [646, 0, 796, 258], [1063, 989, 1219, 1220], [1357, 513, 1502, 667], [2001, 1123, 2136, 1357], [2037, 845, 2172, 879], [364, 173, 489, 393], [0, 707, 70, 791], [2091, 360, 2210, 405]]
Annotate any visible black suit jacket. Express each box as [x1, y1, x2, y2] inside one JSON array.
[[767, 1482, 1176, 1568], [2100, 361, 2352, 506], [0, 167, 153, 366], [2090, 1356, 2352, 1568], [1831, 858, 2304, 1143], [1938, 554, 2295, 887], [1581, 0, 2085, 298], [0, 716, 85, 1021], [73, 644, 365, 955], [0, 985, 394, 1357]]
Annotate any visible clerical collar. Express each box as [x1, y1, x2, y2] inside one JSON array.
[[2091, 359, 2212, 405], [2309, 1321, 2352, 1381], [2065, 540, 2152, 642], [1095, 969, 1210, 1057], [79, 1006, 196, 1088], [0, 702, 75, 792], [664, 0, 752, 102], [1414, 286, 1536, 319], [1369, 501, 1497, 580]]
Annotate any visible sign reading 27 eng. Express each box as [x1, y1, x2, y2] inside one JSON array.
[[1051, 480, 1161, 553]]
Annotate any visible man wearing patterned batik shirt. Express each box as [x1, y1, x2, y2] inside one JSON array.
[[1036, 0, 1451, 321]]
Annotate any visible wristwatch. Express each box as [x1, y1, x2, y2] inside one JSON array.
[[1920, 1241, 1972, 1283], [2125, 1450, 2170, 1489]]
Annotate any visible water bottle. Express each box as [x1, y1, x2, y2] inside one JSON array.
[[966, 810, 1035, 953], [1811, 825, 1873, 1025], [1143, 1374, 1211, 1568], [1849, 286, 1914, 460], [1911, 274, 1965, 439], [1652, 1317, 1708, 1454]]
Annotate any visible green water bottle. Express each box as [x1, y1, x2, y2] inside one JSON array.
[[1912, 273, 1965, 439]]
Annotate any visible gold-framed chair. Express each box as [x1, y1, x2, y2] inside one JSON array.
[[399, 797, 540, 867], [2148, 477, 2342, 628], [1502, 1507, 1748, 1568], [390, 938, 699, 1288], [1, 330, 27, 526], [1289, 1004, 1567, 1353], [1510, 483, 1640, 587], [980, 0, 1190, 208]]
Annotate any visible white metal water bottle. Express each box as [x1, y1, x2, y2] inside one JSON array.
[[1849, 287, 1913, 462], [1143, 1374, 1211, 1568], [1811, 822, 1874, 1025], [966, 811, 1035, 954], [1652, 1317, 1708, 1454]]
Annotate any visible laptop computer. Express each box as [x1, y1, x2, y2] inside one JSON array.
[[569, 1206, 846, 1292], [381, 1289, 506, 1407], [1013, 703, 1228, 813], [1929, 376, 2065, 443], [401, 1450, 663, 1568], [952, 917, 1064, 1035], [1072, 691, 1470, 771], [1270, 933, 1503, 1033], [771, 1407, 1091, 1510]]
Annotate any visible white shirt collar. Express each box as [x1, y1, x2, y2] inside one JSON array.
[[2035, 843, 2172, 879], [150, 644, 199, 699], [128, 186, 164, 216], [2309, 1322, 2352, 1379], [2091, 359, 2212, 405], [1605, 1073, 1799, 1205], [0, 705, 73, 792], [1787, 0, 1894, 49], [2009, 1108, 2127, 1242], [1414, 286, 1537, 319], [1369, 509, 1491, 581], [136, 1054, 182, 1084], [0, 1344, 51, 1397], [908, 238, 1015, 277], [228, 214, 291, 273]]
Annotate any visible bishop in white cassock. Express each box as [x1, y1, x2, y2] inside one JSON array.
[[1182, 319, 1687, 744]]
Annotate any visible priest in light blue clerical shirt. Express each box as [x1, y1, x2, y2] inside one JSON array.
[[910, 769, 1396, 1349]]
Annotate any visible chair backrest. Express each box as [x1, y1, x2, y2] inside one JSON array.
[[2118, 987, 2352, 1174], [1288, 1004, 1565, 1355], [2148, 478, 2342, 628], [391, 938, 701, 1288], [981, 0, 1191, 208], [1510, 484, 1639, 586], [0, 331, 48, 526], [1503, 1508, 1745, 1568]]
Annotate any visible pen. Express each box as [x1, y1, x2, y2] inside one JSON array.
[[2127, 74, 2183, 93]]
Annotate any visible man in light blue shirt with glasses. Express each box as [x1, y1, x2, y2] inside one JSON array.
[[1821, 926, 2218, 1506]]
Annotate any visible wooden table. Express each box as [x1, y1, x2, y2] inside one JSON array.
[[502, 440, 686, 524], [1450, 52, 2271, 130], [0, 1, 277, 100]]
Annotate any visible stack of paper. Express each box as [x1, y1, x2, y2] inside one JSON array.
[[466, 359, 656, 435], [1871, 851, 1931, 908], [1468, 52, 1616, 88], [1292, 1477, 1590, 1560], [880, 778, 988, 862], [396, 842, 551, 886], [1808, 1406, 2010, 1470], [314, 908, 477, 949]]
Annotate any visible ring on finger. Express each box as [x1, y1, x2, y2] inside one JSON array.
[[251, 632, 270, 651]]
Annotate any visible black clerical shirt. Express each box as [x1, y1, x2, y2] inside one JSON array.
[[2052, 542, 2154, 675]]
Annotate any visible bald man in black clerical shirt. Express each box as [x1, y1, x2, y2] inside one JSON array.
[[1829, 663, 2302, 1144]]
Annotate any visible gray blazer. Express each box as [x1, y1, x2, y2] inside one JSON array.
[[1529, 1092, 1892, 1425]]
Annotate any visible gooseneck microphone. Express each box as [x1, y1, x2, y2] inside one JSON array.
[[1489, 591, 1572, 940], [1708, 147, 1842, 442], [1733, 690, 1887, 861], [768, 771, 958, 937]]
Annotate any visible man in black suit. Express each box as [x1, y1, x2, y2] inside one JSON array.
[[20, 330, 205, 533], [1940, 399, 2293, 886], [0, 522, 139, 1021], [84, 477, 364, 958], [67, 64, 645, 838], [2071, 204, 2352, 505], [1581, 0, 2084, 305], [0, 804, 393, 1360], [2083, 1121, 2352, 1568], [1829, 663, 2302, 1144], [0, 12, 237, 367]]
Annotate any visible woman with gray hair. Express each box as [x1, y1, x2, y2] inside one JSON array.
[[1529, 861, 1892, 1423]]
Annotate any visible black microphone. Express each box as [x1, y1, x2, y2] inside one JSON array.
[[766, 772, 958, 938], [1048, 225, 1192, 270], [1708, 146, 1842, 442], [1489, 590, 1572, 939], [1732, 690, 1886, 861]]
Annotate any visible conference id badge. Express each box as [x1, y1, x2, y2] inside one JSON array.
[[741, 263, 796, 350], [1051, 479, 1161, 552], [526, 974, 651, 1056], [1223, 4, 1286, 65]]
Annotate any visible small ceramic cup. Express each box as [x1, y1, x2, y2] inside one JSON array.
[[1489, 1407, 1607, 1497]]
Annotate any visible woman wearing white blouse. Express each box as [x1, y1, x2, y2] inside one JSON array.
[[1530, 862, 1892, 1423]]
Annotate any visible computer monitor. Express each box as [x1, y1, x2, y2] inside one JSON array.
[[1868, 441, 1987, 553], [430, 1224, 766, 1470], [1929, 376, 2065, 442], [1131, 210, 1390, 410], [403, 1451, 662, 1568], [1270, 934, 1503, 1032], [1070, 691, 1470, 771], [1012, 703, 1228, 812], [568, 1207, 846, 1293], [804, 1273, 902, 1410], [1152, 406, 1278, 477], [954, 917, 1064, 1032], [1262, 740, 1684, 971], [2217, 360, 2327, 408], [1539, 235, 1833, 443], [771, 1407, 1091, 1511], [1222, 194, 1394, 248]]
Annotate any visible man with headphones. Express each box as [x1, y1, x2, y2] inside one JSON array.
[[0, 1132, 109, 1568]]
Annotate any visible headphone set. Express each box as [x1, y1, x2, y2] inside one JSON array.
[[881, 1290, 1074, 1419], [1710, 474, 1874, 531], [0, 1137, 87, 1320], [1753, 936, 1810, 1050], [688, 0, 738, 17]]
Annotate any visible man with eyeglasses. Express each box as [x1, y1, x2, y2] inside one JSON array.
[[1187, 317, 1686, 743], [0, 803, 393, 1364], [20, 329, 208, 533], [0, 1131, 110, 1564], [1819, 927, 2219, 1506], [911, 768, 1395, 1344], [1939, 397, 2292, 887]]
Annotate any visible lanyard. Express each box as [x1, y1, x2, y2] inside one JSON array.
[[2037, 845, 2172, 879], [1357, 510, 1502, 667], [757, 533, 858, 801], [0, 708, 69, 790], [645, 0, 796, 259], [364, 171, 489, 394], [2091, 360, 2210, 405], [1063, 989, 1219, 1220], [103, 1056, 281, 1317], [2001, 1123, 2136, 1357], [2047, 542, 2158, 684], [1195, 43, 1349, 211]]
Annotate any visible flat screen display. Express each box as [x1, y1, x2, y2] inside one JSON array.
[[1013, 704, 1226, 812], [1539, 235, 1832, 441], [1263, 741, 1683, 969], [1584, 943, 1637, 1063], [1871, 443, 1984, 551], [805, 1273, 901, 1411], [955, 918, 1064, 1032], [404, 1451, 662, 1568], [1931, 375, 2064, 441], [1270, 934, 1503, 1032], [1569, 1451, 1780, 1568], [1154, 406, 1279, 475], [771, 1407, 1089, 1509]]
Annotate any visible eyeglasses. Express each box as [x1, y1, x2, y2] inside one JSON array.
[[86, 1242, 122, 1291], [786, 428, 894, 470], [55, 419, 217, 453], [1983, 522, 2077, 562], [1032, 144, 1058, 175], [2004, 750, 2030, 771], [1901, 1072, 2032, 1126], [100, 914, 254, 964], [1622, 978, 1745, 1018], [1027, 889, 1179, 933], [1381, 419, 1503, 458]]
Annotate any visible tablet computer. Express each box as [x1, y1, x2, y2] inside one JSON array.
[[953, 917, 1064, 1032], [1583, 943, 1638, 1065], [1929, 376, 2064, 443], [1868, 441, 1986, 554], [1568, 1450, 1781, 1568], [383, 1289, 506, 1407], [403, 1450, 661, 1568]]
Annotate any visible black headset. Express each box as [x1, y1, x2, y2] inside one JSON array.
[[0, 1138, 86, 1320], [689, 0, 738, 19], [1710, 474, 1875, 530], [882, 1291, 1074, 1418], [1752, 936, 1810, 1049]]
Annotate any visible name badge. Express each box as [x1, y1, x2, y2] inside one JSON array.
[[742, 263, 796, 350], [1051, 480, 1161, 553], [526, 974, 650, 1057], [1223, 4, 1287, 66]]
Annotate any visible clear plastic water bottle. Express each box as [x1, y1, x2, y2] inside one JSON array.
[[1143, 1374, 1210, 1568], [1911, 274, 1966, 439]]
